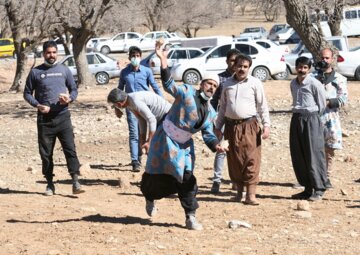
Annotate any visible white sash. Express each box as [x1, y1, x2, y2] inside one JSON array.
[[163, 118, 192, 144]]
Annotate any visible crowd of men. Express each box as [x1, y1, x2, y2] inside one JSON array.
[[23, 40, 348, 230]]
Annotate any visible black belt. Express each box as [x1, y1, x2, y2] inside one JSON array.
[[225, 116, 256, 124]]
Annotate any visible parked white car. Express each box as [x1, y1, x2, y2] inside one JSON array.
[[275, 27, 301, 44], [130, 31, 181, 51], [170, 41, 286, 84], [34, 37, 73, 57], [86, 37, 108, 52], [94, 32, 142, 54], [60, 52, 120, 85], [141, 47, 204, 75], [337, 46, 360, 80], [240, 27, 268, 39]]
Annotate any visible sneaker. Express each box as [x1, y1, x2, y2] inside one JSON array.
[[291, 191, 312, 200], [185, 215, 203, 231], [325, 179, 333, 189], [210, 182, 220, 194], [72, 181, 85, 195], [44, 184, 55, 196], [308, 191, 324, 201], [145, 200, 157, 217], [292, 183, 304, 189], [132, 161, 141, 172]]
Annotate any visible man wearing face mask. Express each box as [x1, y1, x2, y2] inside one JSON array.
[[314, 48, 348, 189], [23, 40, 85, 196], [214, 54, 270, 205], [140, 42, 227, 231], [118, 46, 162, 172], [289, 56, 328, 201]]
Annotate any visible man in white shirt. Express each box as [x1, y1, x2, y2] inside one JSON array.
[[215, 54, 270, 205]]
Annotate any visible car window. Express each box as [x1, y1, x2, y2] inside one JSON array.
[[94, 54, 106, 63], [244, 27, 260, 33], [167, 50, 174, 59], [235, 44, 258, 55], [114, 34, 125, 40], [144, 33, 153, 39], [189, 50, 202, 58], [63, 57, 75, 67], [208, 45, 231, 58], [329, 40, 342, 50], [0, 40, 11, 46], [170, 50, 187, 59], [256, 41, 270, 49], [86, 54, 100, 64], [128, 33, 140, 39]]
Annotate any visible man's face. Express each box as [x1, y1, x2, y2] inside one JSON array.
[[321, 49, 334, 66], [234, 59, 250, 81], [226, 54, 237, 73], [296, 63, 310, 78], [200, 79, 218, 98], [43, 46, 57, 64], [129, 52, 141, 60]]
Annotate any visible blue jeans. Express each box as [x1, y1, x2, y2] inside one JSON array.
[[213, 150, 226, 183], [126, 109, 142, 163]]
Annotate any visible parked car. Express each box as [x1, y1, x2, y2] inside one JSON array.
[[86, 37, 108, 52], [253, 39, 290, 55], [0, 38, 15, 58], [283, 36, 349, 79], [141, 47, 204, 75], [130, 31, 181, 52], [240, 27, 267, 39], [34, 37, 73, 57], [337, 46, 360, 80], [94, 32, 142, 54], [275, 27, 301, 44], [170, 41, 286, 84], [60, 52, 120, 85], [267, 24, 288, 40]]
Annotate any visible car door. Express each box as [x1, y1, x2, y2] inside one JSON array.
[[0, 39, 14, 57], [139, 33, 155, 51], [204, 44, 231, 73], [61, 56, 77, 78], [111, 33, 126, 51], [168, 49, 187, 67], [235, 43, 262, 72], [86, 53, 102, 75]]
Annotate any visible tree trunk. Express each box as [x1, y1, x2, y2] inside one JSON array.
[[71, 30, 95, 87], [326, 3, 343, 36], [283, 0, 331, 61], [9, 48, 28, 92]]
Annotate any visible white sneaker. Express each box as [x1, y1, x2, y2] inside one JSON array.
[[145, 200, 157, 217], [185, 215, 203, 230]]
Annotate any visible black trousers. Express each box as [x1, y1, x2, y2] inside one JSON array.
[[290, 112, 327, 192], [140, 171, 199, 215], [37, 111, 80, 180]]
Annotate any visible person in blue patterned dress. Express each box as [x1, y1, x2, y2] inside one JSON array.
[[140, 42, 227, 230], [315, 48, 348, 188]]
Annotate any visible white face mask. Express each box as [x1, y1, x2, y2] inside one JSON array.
[[130, 57, 141, 67], [200, 91, 212, 101]]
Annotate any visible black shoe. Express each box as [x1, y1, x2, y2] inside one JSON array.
[[210, 182, 220, 194], [291, 191, 312, 200], [308, 191, 323, 201], [132, 161, 141, 172], [325, 179, 333, 189]]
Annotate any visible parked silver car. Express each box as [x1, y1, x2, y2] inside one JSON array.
[[60, 52, 120, 85]]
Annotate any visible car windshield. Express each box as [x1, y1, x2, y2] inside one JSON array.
[[292, 42, 304, 54], [350, 45, 360, 51], [278, 26, 292, 34], [199, 46, 215, 57], [244, 27, 260, 33]]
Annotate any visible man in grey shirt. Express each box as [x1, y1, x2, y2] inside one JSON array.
[[107, 88, 171, 155], [289, 56, 328, 202]]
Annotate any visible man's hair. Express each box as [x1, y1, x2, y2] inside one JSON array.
[[107, 88, 128, 103], [235, 54, 252, 67], [128, 46, 142, 57], [226, 49, 241, 60], [43, 40, 58, 53], [295, 56, 312, 68], [321, 47, 335, 57]]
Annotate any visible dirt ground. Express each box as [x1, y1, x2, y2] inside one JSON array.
[[1, 10, 360, 255]]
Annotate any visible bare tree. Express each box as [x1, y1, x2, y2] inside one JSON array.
[[2, 0, 58, 92], [54, 0, 117, 87]]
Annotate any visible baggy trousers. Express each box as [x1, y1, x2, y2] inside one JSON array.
[[140, 171, 199, 215], [37, 111, 80, 180], [289, 112, 327, 192], [224, 117, 262, 186]]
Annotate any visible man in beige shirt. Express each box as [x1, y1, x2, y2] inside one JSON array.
[[215, 54, 270, 205]]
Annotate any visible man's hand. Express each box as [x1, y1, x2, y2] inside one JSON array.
[[262, 126, 270, 139], [155, 39, 168, 60], [114, 108, 123, 119], [59, 93, 71, 105], [215, 143, 228, 153], [141, 142, 150, 155], [37, 104, 50, 114]]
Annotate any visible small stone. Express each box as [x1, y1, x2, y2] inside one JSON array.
[[48, 250, 61, 255], [157, 244, 166, 249], [340, 189, 348, 196], [350, 231, 358, 238], [344, 155, 355, 162], [294, 211, 312, 218], [118, 176, 130, 189], [296, 200, 310, 211], [228, 220, 252, 229]]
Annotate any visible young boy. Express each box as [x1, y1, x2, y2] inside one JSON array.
[[289, 56, 328, 201]]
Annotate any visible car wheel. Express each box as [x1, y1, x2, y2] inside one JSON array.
[[95, 72, 109, 85], [183, 70, 201, 85], [272, 67, 290, 80], [355, 66, 360, 81], [100, 46, 110, 55], [252, 66, 270, 82]]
